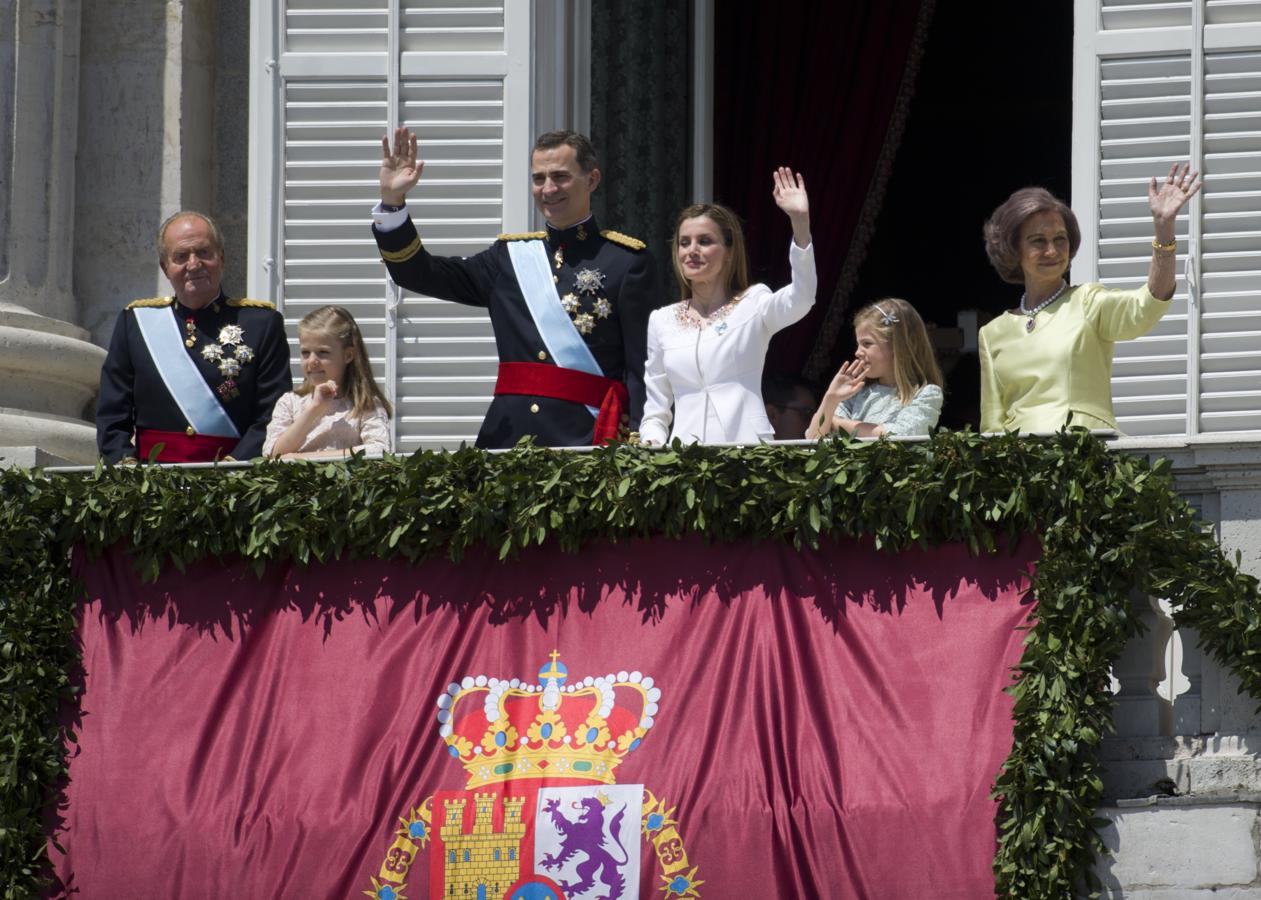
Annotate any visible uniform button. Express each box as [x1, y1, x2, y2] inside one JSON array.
[[537, 350, 548, 361], [185, 426, 195, 436], [530, 403, 540, 414]]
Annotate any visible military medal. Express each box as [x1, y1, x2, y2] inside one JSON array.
[[573, 312, 596, 335], [574, 268, 605, 295], [184, 317, 197, 348], [553, 246, 564, 271], [201, 323, 254, 400], [559, 270, 606, 337]]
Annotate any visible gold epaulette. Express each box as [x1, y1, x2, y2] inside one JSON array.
[[227, 298, 277, 310], [126, 297, 173, 309], [380, 235, 422, 263], [601, 229, 646, 251], [497, 231, 547, 242]]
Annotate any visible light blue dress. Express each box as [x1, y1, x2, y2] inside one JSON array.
[[836, 383, 943, 436]]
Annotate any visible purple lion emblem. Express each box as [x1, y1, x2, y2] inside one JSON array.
[[539, 796, 629, 900]]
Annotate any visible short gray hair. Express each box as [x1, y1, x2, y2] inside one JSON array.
[[157, 211, 225, 263]]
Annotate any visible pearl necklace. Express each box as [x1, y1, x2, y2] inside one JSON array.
[[1019, 280, 1067, 333]]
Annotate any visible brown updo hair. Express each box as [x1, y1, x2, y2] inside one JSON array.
[[671, 203, 751, 302], [983, 187, 1081, 284]]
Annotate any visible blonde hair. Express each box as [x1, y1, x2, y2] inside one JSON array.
[[296, 306, 393, 420], [671, 203, 750, 302], [852, 298, 943, 405]]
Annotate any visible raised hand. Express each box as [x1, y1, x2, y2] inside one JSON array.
[[772, 167, 809, 218], [312, 379, 338, 409], [772, 167, 811, 248], [806, 359, 870, 439], [825, 359, 870, 404], [380, 127, 424, 205], [1148, 162, 1201, 224]]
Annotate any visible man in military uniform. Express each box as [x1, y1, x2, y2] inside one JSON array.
[[373, 127, 657, 448], [96, 211, 291, 463]]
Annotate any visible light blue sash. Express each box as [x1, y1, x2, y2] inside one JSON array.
[[506, 239, 600, 416], [133, 305, 241, 438]]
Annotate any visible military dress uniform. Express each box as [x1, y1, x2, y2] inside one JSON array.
[[372, 212, 657, 448], [96, 294, 291, 463]]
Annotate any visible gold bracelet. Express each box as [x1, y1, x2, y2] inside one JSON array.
[[1152, 239, 1177, 253]]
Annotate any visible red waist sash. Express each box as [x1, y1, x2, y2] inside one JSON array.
[[494, 362, 628, 445], [137, 429, 237, 463]]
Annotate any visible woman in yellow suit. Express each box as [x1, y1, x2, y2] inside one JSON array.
[[979, 165, 1201, 433]]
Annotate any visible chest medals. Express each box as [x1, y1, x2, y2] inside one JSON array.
[[198, 324, 256, 401], [553, 245, 611, 336]]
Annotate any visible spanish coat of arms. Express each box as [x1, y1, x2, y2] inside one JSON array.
[[365, 653, 701, 900]]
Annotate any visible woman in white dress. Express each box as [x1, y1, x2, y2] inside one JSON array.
[[639, 168, 815, 445]]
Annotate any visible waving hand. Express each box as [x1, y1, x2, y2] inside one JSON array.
[[380, 127, 424, 205], [1148, 162, 1201, 224], [772, 167, 812, 249]]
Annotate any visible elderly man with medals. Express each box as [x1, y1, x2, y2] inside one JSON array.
[[96, 211, 291, 463], [372, 127, 657, 448]]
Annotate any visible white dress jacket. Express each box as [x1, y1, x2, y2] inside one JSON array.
[[640, 240, 816, 445]]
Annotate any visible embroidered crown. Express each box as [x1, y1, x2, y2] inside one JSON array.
[[435, 652, 661, 788]]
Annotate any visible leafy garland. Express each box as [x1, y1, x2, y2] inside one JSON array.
[[2, 430, 1259, 898]]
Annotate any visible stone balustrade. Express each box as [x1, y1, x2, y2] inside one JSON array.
[[1098, 436, 1261, 898]]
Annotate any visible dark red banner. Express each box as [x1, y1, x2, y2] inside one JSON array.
[[52, 536, 1034, 899]]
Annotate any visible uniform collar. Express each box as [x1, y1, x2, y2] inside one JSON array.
[[175, 291, 227, 316], [546, 215, 599, 246]]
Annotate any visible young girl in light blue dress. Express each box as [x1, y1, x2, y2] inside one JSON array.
[[806, 297, 944, 438]]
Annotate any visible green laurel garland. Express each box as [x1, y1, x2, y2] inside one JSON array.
[[2, 431, 1258, 898]]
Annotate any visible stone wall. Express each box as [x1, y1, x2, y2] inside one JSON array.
[[1098, 437, 1261, 896], [0, 0, 252, 463], [76, 0, 250, 346]]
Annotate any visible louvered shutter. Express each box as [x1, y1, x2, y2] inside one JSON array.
[[250, 1, 531, 452], [1200, 44, 1261, 432], [1074, 0, 1261, 437], [1097, 53, 1193, 436]]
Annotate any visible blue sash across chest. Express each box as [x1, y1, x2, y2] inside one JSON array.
[[133, 305, 242, 438]]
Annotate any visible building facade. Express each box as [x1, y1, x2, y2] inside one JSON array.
[[3, 1, 1261, 892]]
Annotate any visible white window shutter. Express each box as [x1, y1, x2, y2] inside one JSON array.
[[1199, 48, 1261, 432], [1076, 0, 1261, 437], [1098, 53, 1194, 437], [251, 1, 531, 453]]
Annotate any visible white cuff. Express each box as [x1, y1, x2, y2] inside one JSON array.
[[372, 202, 409, 231]]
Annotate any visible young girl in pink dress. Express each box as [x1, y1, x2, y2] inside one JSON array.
[[264, 306, 392, 458]]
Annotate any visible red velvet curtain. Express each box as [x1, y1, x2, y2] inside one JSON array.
[[714, 0, 935, 379]]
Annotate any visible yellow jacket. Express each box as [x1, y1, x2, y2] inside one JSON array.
[[979, 282, 1169, 433]]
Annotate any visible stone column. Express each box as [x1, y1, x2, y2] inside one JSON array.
[[0, 0, 106, 465]]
